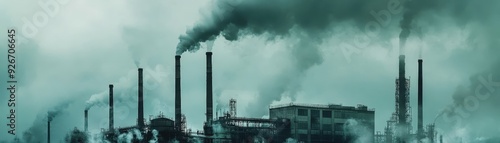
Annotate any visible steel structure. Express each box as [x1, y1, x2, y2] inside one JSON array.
[[212, 115, 291, 143], [229, 99, 236, 117]]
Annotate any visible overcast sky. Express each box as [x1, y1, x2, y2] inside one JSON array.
[[1, 0, 499, 142]]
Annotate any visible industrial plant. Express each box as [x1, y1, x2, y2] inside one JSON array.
[[63, 43, 435, 143]]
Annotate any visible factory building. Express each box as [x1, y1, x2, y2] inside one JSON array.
[[269, 103, 375, 143]]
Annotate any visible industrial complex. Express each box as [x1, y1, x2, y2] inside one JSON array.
[[60, 47, 436, 143]]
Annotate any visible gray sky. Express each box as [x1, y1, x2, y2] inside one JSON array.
[[1, 0, 499, 142]]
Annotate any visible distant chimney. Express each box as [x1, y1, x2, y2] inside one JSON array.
[[84, 110, 88, 132], [47, 120, 50, 143], [418, 59, 423, 137], [206, 52, 213, 123], [109, 84, 114, 131], [175, 55, 181, 131], [138, 68, 145, 128]]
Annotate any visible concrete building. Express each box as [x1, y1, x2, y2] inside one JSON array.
[[269, 103, 375, 143]]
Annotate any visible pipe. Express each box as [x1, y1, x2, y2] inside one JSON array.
[[109, 84, 114, 131], [418, 59, 423, 137], [138, 68, 144, 128], [175, 55, 181, 131], [206, 52, 213, 123], [84, 109, 88, 132], [47, 121, 50, 143]]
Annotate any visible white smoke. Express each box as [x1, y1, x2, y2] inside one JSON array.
[[212, 123, 227, 138], [284, 138, 299, 143], [206, 39, 215, 52], [117, 128, 144, 143], [85, 131, 111, 143], [149, 129, 158, 143], [343, 119, 372, 143]]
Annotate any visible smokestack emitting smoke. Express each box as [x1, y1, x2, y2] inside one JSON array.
[[84, 110, 88, 132], [46, 110, 58, 143], [109, 84, 114, 131], [397, 54, 408, 141], [418, 59, 423, 137], [138, 68, 145, 128], [175, 55, 181, 131], [206, 52, 213, 123]]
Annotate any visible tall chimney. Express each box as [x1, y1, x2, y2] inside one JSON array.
[[175, 55, 181, 131], [109, 84, 114, 131], [84, 110, 88, 132], [397, 54, 409, 142], [206, 52, 213, 123], [138, 68, 145, 128], [418, 59, 423, 137], [47, 121, 50, 143], [398, 55, 407, 123]]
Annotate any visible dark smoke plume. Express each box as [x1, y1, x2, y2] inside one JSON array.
[[175, 0, 396, 55], [398, 0, 437, 52]]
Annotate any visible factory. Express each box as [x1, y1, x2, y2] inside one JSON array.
[[71, 50, 378, 143], [45, 41, 433, 143], [269, 103, 375, 143], [54, 26, 427, 143]]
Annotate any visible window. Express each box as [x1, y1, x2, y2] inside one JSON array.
[[322, 110, 332, 118], [298, 109, 308, 116]]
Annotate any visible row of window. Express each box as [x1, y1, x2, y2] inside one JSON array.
[[297, 109, 371, 119], [298, 109, 333, 118]]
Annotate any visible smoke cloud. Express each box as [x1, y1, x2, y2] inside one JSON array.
[[175, 0, 395, 55], [344, 119, 373, 143], [427, 0, 500, 142]]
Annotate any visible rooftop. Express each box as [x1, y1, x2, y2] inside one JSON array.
[[269, 103, 375, 111]]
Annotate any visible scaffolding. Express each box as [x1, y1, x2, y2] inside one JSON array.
[[395, 78, 412, 142], [229, 99, 237, 117]]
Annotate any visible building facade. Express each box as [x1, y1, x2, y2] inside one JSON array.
[[269, 103, 375, 143]]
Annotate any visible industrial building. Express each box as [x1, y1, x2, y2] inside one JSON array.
[[71, 41, 435, 143], [269, 103, 375, 143], [80, 52, 293, 143]]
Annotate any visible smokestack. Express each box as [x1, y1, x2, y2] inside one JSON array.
[[47, 120, 50, 143], [175, 55, 181, 131], [397, 53, 410, 142], [206, 52, 213, 123], [138, 68, 145, 128], [418, 59, 423, 137], [109, 84, 114, 131], [84, 110, 88, 132], [398, 55, 407, 123]]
